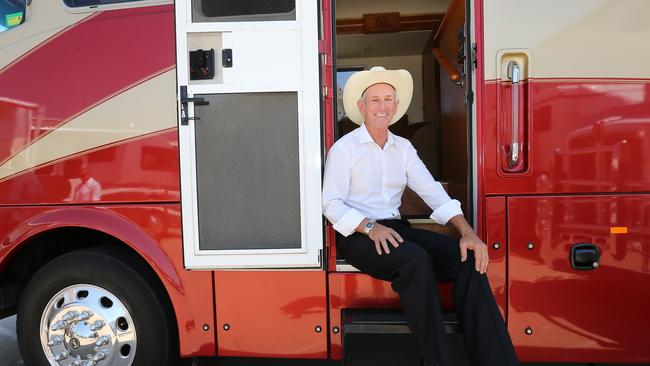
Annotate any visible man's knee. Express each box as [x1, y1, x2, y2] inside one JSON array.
[[401, 242, 432, 265]]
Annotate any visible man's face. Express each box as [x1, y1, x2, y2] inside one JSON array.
[[357, 83, 398, 131]]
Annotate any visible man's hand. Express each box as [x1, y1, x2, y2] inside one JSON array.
[[449, 215, 489, 274], [368, 223, 403, 255], [459, 232, 489, 274]]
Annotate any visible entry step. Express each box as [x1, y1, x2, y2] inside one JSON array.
[[336, 258, 360, 272], [342, 308, 460, 334]]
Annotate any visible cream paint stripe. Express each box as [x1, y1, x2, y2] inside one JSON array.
[[0, 2, 95, 71], [0, 66, 175, 168], [0, 127, 177, 185], [483, 0, 650, 80], [0, 69, 177, 181]]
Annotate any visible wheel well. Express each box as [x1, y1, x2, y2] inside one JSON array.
[[0, 227, 177, 333]]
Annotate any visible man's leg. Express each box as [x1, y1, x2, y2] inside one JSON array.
[[452, 251, 520, 366], [337, 223, 456, 366], [398, 224, 521, 366]]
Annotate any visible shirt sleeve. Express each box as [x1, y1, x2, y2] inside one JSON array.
[[91, 181, 102, 201], [322, 144, 366, 236], [404, 142, 463, 225]]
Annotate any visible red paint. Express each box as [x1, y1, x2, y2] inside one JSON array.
[[213, 271, 327, 358], [0, 129, 179, 205], [507, 194, 650, 362], [0, 5, 175, 165], [484, 196, 507, 319], [0, 204, 215, 356], [483, 80, 650, 195], [322, 0, 339, 275]]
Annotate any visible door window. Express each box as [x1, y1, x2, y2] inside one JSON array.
[[193, 0, 295, 22]]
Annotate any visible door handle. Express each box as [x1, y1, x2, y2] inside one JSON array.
[[179, 85, 209, 126], [509, 61, 521, 168], [570, 243, 600, 270], [498, 51, 529, 174]]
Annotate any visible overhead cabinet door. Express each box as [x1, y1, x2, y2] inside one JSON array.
[[175, 0, 322, 269]]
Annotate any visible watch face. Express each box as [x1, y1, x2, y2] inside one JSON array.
[[364, 221, 375, 234]]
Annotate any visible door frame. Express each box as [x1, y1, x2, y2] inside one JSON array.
[[175, 0, 323, 269]]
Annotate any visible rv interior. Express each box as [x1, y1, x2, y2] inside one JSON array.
[[334, 0, 470, 238]]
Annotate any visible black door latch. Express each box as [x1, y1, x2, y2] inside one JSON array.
[[180, 85, 209, 126], [570, 243, 600, 270]]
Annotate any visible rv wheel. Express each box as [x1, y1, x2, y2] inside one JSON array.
[[17, 247, 177, 366]]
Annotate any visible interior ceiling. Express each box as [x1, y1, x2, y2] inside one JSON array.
[[335, 0, 450, 19], [335, 0, 451, 59]]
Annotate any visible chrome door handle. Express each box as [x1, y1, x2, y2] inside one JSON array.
[[509, 61, 520, 168]]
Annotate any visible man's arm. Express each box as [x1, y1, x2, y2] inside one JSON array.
[[322, 144, 367, 236], [448, 215, 489, 274], [403, 142, 488, 273]]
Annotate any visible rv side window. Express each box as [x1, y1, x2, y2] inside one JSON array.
[[192, 0, 296, 23], [0, 0, 26, 32]]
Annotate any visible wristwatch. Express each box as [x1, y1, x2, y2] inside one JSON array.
[[362, 220, 376, 235]]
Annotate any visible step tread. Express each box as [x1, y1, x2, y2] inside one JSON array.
[[342, 308, 460, 334]]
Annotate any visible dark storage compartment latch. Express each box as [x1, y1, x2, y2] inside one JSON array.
[[189, 49, 215, 80], [570, 243, 600, 270], [179, 85, 209, 126]]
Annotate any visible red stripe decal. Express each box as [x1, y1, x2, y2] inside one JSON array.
[[0, 5, 175, 164]]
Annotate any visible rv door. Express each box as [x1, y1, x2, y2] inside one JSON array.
[[175, 1, 322, 269]]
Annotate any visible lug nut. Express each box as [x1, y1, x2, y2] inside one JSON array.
[[63, 311, 78, 322], [93, 350, 107, 361], [48, 335, 64, 346], [95, 336, 110, 347], [51, 320, 65, 331], [53, 351, 69, 361], [90, 320, 105, 331]]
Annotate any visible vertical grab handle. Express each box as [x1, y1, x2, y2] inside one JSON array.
[[498, 51, 529, 174], [509, 61, 521, 168]]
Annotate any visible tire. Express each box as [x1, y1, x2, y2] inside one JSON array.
[[17, 247, 178, 366]]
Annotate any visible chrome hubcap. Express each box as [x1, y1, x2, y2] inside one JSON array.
[[40, 284, 136, 366]]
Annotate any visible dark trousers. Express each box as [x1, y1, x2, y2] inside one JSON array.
[[336, 219, 520, 366]]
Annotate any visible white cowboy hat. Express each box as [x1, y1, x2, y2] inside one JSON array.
[[342, 66, 413, 125]]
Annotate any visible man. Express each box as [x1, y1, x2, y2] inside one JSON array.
[[322, 67, 520, 366]]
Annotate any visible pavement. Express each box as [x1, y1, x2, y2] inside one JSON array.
[[0, 316, 22, 366], [1, 315, 646, 366]]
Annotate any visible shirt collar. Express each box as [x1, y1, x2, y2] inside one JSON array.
[[357, 123, 395, 147]]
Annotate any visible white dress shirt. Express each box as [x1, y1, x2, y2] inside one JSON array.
[[322, 123, 463, 236]]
